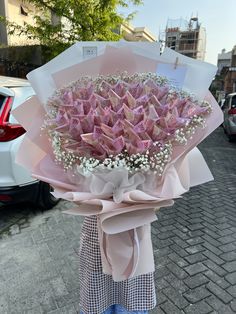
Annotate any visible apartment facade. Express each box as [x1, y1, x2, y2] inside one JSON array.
[[119, 24, 156, 42], [217, 49, 231, 74], [0, 0, 39, 46], [214, 46, 236, 99], [223, 46, 236, 94], [165, 17, 206, 61]]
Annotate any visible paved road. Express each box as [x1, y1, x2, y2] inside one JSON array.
[[0, 127, 236, 314]]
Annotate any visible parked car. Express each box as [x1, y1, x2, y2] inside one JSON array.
[[0, 76, 59, 209], [222, 92, 236, 141]]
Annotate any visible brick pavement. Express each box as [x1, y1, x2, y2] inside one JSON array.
[[0, 127, 236, 314]]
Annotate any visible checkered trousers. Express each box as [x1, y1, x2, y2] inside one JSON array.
[[79, 215, 156, 314]]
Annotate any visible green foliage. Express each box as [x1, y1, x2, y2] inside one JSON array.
[[0, 0, 143, 60]]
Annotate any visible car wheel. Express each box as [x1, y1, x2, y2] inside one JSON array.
[[37, 182, 60, 210]]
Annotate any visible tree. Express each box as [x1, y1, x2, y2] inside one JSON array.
[[0, 0, 143, 60]]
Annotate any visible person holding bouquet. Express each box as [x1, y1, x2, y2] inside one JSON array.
[[12, 42, 223, 314]]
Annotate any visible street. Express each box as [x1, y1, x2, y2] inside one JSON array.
[[0, 126, 236, 314]]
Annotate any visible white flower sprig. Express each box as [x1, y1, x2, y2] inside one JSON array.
[[74, 142, 172, 177]]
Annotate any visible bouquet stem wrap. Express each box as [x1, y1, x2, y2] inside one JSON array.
[[97, 219, 154, 282]]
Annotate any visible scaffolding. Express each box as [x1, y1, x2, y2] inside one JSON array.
[[164, 17, 206, 61]]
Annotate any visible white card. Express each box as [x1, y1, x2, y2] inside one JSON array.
[[83, 46, 98, 59], [157, 63, 187, 89]]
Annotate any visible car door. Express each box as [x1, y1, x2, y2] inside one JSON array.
[[228, 95, 236, 129]]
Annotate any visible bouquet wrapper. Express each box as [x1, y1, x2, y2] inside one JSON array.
[[13, 42, 223, 281]]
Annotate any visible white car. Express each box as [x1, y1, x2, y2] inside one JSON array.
[[0, 76, 59, 209], [222, 92, 236, 141]]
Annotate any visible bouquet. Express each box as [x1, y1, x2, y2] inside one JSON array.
[[13, 42, 223, 281]]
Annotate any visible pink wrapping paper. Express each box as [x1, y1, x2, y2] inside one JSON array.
[[13, 43, 223, 281]]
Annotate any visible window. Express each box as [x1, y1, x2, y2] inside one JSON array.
[[167, 36, 176, 49], [0, 95, 6, 112], [231, 95, 236, 109], [20, 5, 28, 16]]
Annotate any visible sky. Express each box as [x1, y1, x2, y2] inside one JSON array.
[[119, 0, 236, 65]]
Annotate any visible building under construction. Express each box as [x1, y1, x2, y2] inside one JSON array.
[[165, 17, 206, 61]]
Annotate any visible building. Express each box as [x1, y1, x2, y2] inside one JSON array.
[[217, 49, 231, 74], [213, 46, 236, 99], [0, 0, 39, 46], [119, 24, 156, 42], [165, 17, 206, 60], [223, 46, 236, 94]]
